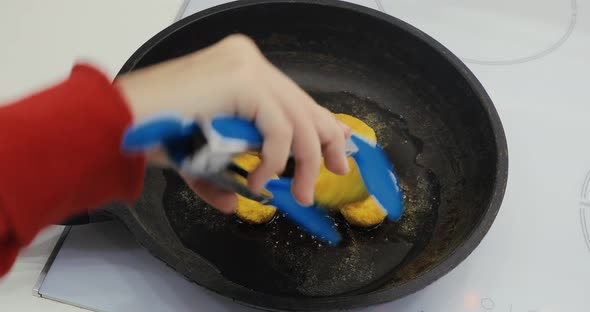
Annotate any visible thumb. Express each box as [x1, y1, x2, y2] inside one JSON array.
[[184, 177, 238, 214]]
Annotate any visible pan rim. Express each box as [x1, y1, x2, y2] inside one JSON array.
[[116, 0, 509, 310]]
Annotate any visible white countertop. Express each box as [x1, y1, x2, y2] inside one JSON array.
[[4, 1, 590, 311], [0, 0, 183, 310]]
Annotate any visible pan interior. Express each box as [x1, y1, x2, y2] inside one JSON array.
[[126, 2, 499, 298]]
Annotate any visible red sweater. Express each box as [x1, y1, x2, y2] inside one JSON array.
[[0, 64, 145, 277]]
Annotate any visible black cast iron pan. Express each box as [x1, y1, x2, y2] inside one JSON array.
[[64, 1, 508, 310]]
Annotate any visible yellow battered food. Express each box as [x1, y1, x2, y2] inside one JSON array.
[[232, 152, 261, 172], [340, 196, 387, 227], [232, 113, 388, 228], [235, 195, 277, 224], [232, 153, 277, 224], [313, 113, 377, 209]]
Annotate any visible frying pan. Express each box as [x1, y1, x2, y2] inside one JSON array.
[[77, 0, 507, 310]]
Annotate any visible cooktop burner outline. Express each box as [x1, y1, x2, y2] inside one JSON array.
[[375, 0, 385, 12], [580, 169, 590, 252], [379, 0, 578, 66], [463, 0, 578, 66]]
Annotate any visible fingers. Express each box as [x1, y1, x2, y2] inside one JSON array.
[[337, 120, 353, 138], [247, 93, 293, 193], [312, 106, 350, 175], [265, 67, 349, 204], [289, 111, 322, 206], [187, 178, 238, 214]]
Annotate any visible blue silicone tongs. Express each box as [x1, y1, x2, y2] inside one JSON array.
[[121, 114, 404, 245]]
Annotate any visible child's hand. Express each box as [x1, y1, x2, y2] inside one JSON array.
[[115, 34, 350, 213]]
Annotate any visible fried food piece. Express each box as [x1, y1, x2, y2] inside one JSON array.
[[232, 152, 261, 172], [233, 113, 380, 224], [232, 153, 277, 224], [340, 196, 387, 227], [236, 195, 277, 224], [313, 114, 377, 209]]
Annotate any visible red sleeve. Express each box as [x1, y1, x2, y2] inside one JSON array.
[[0, 64, 145, 277]]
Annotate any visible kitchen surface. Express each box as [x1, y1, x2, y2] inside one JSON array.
[[0, 1, 184, 311], [2, 0, 590, 311]]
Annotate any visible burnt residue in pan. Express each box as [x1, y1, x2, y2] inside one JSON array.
[[162, 92, 440, 297]]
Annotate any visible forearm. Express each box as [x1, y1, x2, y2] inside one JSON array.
[[0, 64, 145, 277]]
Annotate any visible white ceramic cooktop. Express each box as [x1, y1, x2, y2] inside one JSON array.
[[37, 1, 590, 311]]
